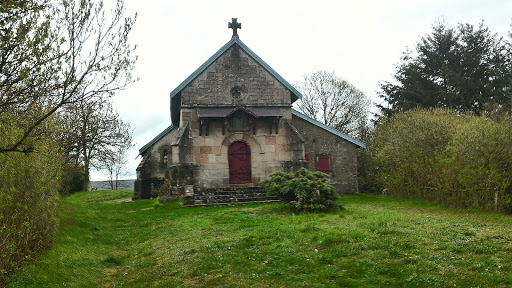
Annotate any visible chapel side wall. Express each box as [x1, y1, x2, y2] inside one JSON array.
[[180, 45, 292, 107], [291, 115, 360, 194], [134, 128, 177, 199]]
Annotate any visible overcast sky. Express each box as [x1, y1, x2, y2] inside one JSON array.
[[91, 0, 512, 180]]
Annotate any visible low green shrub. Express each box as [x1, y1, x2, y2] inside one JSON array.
[[0, 117, 63, 285], [0, 143, 63, 285], [261, 168, 339, 211]]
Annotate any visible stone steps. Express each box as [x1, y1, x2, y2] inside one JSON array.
[[184, 187, 280, 207], [183, 199, 281, 207]]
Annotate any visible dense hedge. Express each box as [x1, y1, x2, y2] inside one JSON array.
[[261, 168, 339, 211], [0, 123, 63, 284], [370, 108, 512, 212]]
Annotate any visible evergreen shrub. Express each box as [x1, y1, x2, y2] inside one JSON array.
[[261, 168, 339, 211]]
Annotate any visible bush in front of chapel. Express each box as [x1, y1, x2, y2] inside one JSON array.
[[261, 168, 339, 211]]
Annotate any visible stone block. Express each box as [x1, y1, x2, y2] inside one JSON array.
[[265, 136, 276, 145], [278, 151, 292, 161], [193, 137, 205, 146], [204, 137, 216, 146], [200, 146, 212, 154], [211, 146, 221, 154], [196, 153, 208, 164], [261, 144, 275, 153]]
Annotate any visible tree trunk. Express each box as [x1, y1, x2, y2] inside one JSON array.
[[82, 164, 89, 191]]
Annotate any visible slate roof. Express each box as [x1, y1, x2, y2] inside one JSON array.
[[249, 107, 283, 117], [196, 107, 235, 118], [138, 124, 174, 156], [169, 37, 303, 101], [291, 109, 366, 149], [197, 106, 282, 118]]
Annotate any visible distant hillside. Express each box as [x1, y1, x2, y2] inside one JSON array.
[[89, 179, 135, 191]]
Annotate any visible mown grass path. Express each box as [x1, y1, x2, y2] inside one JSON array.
[[9, 191, 512, 287]]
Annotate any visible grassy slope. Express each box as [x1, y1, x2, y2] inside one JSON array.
[[8, 191, 512, 288]]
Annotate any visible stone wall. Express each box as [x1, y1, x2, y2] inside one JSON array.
[[134, 126, 178, 199], [184, 111, 305, 188], [180, 44, 292, 107], [291, 115, 360, 194]]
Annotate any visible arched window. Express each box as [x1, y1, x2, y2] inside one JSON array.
[[162, 149, 168, 165]]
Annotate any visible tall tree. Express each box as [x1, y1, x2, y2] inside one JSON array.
[[294, 70, 371, 138], [379, 21, 512, 116], [59, 97, 133, 190], [0, 0, 137, 154]]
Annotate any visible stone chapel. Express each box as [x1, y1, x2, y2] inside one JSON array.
[[134, 19, 366, 202]]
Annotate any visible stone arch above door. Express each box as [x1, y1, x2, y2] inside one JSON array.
[[218, 132, 263, 156]]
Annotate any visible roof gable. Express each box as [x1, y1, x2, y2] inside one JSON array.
[[169, 37, 303, 101], [291, 109, 366, 149]]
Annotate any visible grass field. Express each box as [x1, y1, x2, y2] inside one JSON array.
[[8, 191, 512, 287]]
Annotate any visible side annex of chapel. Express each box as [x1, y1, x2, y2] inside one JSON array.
[[134, 20, 366, 200]]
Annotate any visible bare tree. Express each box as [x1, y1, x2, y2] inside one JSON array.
[[294, 71, 371, 138], [59, 97, 133, 190], [0, 0, 137, 154], [103, 131, 134, 190]]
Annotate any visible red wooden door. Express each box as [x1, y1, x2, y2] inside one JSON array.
[[318, 155, 331, 174], [228, 142, 252, 184]]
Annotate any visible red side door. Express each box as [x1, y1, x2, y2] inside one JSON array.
[[318, 155, 331, 174]]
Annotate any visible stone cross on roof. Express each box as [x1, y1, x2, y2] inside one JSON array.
[[228, 18, 241, 38]]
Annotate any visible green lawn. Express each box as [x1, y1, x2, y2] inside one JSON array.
[[8, 191, 512, 287]]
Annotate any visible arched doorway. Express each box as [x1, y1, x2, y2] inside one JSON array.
[[228, 141, 252, 184]]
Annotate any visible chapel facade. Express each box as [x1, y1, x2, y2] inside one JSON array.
[[134, 19, 365, 200]]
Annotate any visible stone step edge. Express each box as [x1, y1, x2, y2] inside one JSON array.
[[194, 194, 275, 199], [195, 190, 266, 194], [183, 199, 281, 208], [195, 191, 268, 195], [194, 196, 279, 203]]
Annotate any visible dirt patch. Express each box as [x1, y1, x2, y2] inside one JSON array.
[[113, 198, 133, 203]]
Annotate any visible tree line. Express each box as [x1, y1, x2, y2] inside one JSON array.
[[0, 0, 136, 283]]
